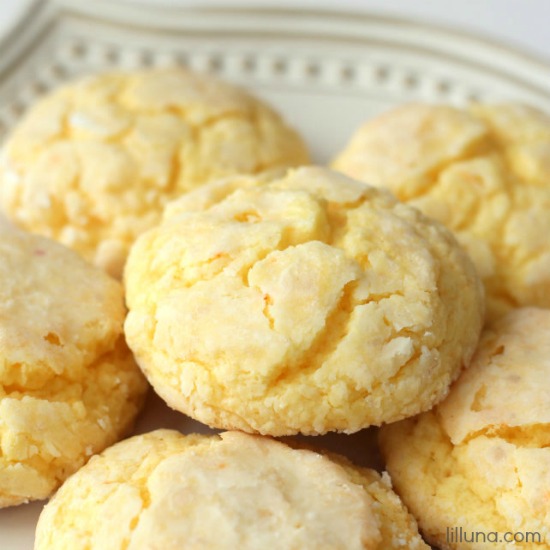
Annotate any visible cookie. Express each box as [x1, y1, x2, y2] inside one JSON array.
[[379, 308, 550, 549], [0, 226, 147, 507], [35, 430, 428, 550], [124, 166, 484, 435], [0, 68, 309, 278], [332, 103, 550, 320]]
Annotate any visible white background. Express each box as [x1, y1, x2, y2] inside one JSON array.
[[0, 0, 549, 63]]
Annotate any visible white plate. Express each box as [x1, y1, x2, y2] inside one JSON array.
[[1, 2, 550, 548]]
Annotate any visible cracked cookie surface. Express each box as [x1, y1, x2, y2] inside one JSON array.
[[35, 430, 428, 550], [332, 103, 550, 321], [0, 68, 309, 278], [379, 308, 550, 550], [124, 166, 484, 435], [0, 227, 147, 507]]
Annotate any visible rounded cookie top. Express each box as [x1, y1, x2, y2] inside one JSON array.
[[332, 103, 550, 320], [0, 227, 147, 507], [379, 308, 550, 549], [0, 68, 309, 277], [124, 166, 484, 435], [35, 430, 428, 550]]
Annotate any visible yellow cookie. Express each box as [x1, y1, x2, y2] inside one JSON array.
[[379, 308, 550, 550], [35, 430, 428, 550], [333, 103, 550, 321], [124, 166, 484, 435], [0, 226, 147, 507], [0, 68, 309, 278]]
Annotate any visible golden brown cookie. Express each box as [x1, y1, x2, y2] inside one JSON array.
[[0, 226, 147, 507], [379, 307, 550, 550], [35, 430, 428, 550], [124, 166, 484, 435], [332, 103, 550, 320], [0, 68, 309, 277]]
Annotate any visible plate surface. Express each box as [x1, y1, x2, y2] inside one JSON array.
[[1, 2, 550, 548]]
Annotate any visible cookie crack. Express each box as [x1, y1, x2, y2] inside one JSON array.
[[268, 279, 361, 386], [399, 135, 497, 201], [324, 197, 368, 247], [458, 423, 550, 449], [400, 416, 517, 543]]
